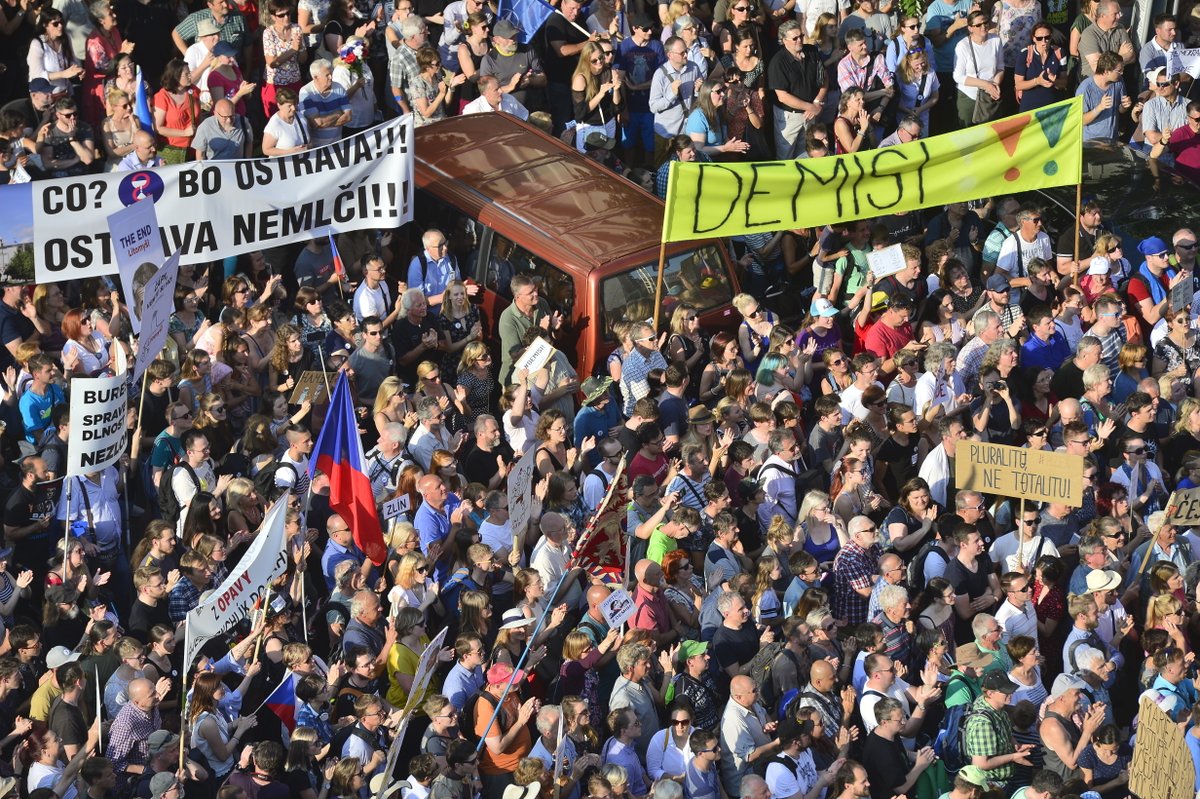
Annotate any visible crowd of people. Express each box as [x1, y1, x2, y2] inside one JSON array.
[[4, 4, 1200, 799]]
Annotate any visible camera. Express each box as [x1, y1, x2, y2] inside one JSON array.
[[994, 380, 1006, 391]]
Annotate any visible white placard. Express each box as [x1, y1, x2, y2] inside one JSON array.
[[382, 493, 411, 520], [131, 250, 180, 384], [107, 199, 164, 335], [507, 447, 539, 539], [600, 587, 636, 628], [515, 336, 554, 375], [183, 499, 290, 666], [33, 116, 414, 282], [1174, 48, 1200, 78], [66, 370, 129, 477], [866, 243, 907, 280], [403, 627, 449, 714]]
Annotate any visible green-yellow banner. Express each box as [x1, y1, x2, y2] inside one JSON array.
[[661, 97, 1083, 243]]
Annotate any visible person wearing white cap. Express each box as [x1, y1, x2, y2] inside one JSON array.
[[1039, 674, 1105, 782], [1141, 67, 1188, 156], [1085, 568, 1131, 670]]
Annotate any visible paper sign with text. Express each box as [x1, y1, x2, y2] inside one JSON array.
[[107, 199, 165, 334], [289, 372, 330, 406], [132, 250, 180, 384], [955, 440, 1084, 506], [507, 447, 539, 539], [382, 494, 411, 520], [67, 369, 129, 477], [33, 116, 414, 282], [866, 244, 907, 280], [600, 588, 637, 628], [515, 337, 554, 375]]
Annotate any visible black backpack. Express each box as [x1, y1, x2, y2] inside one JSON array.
[[461, 689, 499, 745], [907, 542, 950, 594], [253, 457, 299, 504], [158, 462, 198, 524], [328, 722, 381, 760]]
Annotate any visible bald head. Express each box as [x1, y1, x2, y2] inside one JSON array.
[[417, 475, 443, 497], [133, 129, 155, 149], [880, 553, 902, 584], [634, 558, 661, 586], [810, 659, 834, 682], [214, 98, 234, 119], [586, 583, 612, 609], [731, 674, 756, 706]]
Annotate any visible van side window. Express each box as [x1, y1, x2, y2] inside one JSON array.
[[489, 234, 576, 320], [413, 188, 483, 279], [600, 245, 732, 336]]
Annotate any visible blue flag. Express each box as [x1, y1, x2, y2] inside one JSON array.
[[134, 67, 154, 133], [497, 0, 556, 44]]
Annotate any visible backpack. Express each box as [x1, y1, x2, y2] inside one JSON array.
[[253, 456, 299, 504], [907, 542, 950, 594], [460, 689, 499, 745], [746, 642, 787, 707], [158, 461, 198, 524], [415, 250, 458, 291], [328, 722, 381, 760], [760, 647, 799, 717], [933, 676, 988, 774]]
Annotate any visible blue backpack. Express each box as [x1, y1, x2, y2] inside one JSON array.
[[933, 675, 983, 774]]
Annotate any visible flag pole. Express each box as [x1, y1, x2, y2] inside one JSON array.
[[1073, 181, 1082, 287], [652, 239, 668, 331], [554, 8, 594, 37]]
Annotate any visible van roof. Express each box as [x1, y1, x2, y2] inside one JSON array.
[[414, 113, 668, 272]]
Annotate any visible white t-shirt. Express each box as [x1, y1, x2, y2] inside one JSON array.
[[995, 231, 1053, 279], [994, 599, 1039, 643], [765, 750, 819, 799], [264, 112, 311, 150], [799, 0, 849, 35], [989, 531, 1061, 573]]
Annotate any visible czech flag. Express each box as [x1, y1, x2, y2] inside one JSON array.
[[310, 371, 387, 564], [265, 671, 299, 732], [328, 232, 345, 279], [133, 67, 154, 133]]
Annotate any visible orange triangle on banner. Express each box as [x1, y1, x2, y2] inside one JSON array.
[[991, 115, 1031, 157]]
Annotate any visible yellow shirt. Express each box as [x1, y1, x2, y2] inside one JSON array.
[[29, 680, 63, 722], [385, 636, 429, 711]]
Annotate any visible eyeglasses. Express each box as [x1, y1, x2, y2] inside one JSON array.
[[173, 411, 192, 421], [1033, 34, 1051, 40], [1179, 242, 1197, 249], [1011, 585, 1032, 593], [968, 21, 983, 27], [590, 56, 605, 63], [59, 111, 76, 117], [1107, 245, 1121, 253], [1020, 518, 1039, 526], [671, 718, 691, 725], [903, 22, 919, 28], [1126, 447, 1146, 455]]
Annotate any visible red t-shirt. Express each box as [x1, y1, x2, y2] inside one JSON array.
[[1126, 268, 1170, 317], [628, 451, 668, 485], [863, 320, 914, 361]]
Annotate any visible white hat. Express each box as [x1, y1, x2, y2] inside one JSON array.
[[1085, 569, 1121, 593], [45, 645, 81, 670], [1088, 256, 1111, 276], [500, 607, 535, 630], [810, 298, 839, 318]]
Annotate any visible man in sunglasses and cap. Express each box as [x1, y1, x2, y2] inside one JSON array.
[[1128, 234, 1187, 341]]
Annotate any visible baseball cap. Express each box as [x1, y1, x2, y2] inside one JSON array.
[[810, 297, 839, 318], [212, 41, 237, 57], [147, 730, 181, 755], [870, 291, 890, 312], [957, 766, 990, 788], [45, 646, 81, 670], [981, 671, 1019, 694], [1048, 673, 1087, 702], [1139, 235, 1171, 256], [986, 274, 1010, 292], [679, 640, 709, 659], [1087, 256, 1111, 276], [150, 773, 179, 799], [486, 662, 526, 685], [28, 78, 53, 94], [493, 19, 519, 38], [629, 12, 653, 29]]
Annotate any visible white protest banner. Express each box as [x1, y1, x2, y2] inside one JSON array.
[[33, 117, 414, 282], [67, 370, 129, 477], [515, 337, 554, 375], [866, 243, 907, 280], [184, 499, 289, 665], [107, 199, 164, 334], [1175, 48, 1200, 78], [132, 250, 180, 384], [382, 494, 411, 520], [599, 588, 636, 628], [507, 447, 539, 539], [403, 627, 449, 714]]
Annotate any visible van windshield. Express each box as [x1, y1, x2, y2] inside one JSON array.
[[600, 245, 732, 334]]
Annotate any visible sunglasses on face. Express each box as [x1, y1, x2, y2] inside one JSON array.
[[1033, 34, 1051, 40]]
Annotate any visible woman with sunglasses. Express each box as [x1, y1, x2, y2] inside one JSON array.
[[686, 77, 751, 159], [1153, 308, 1200, 394], [1015, 21, 1065, 112], [717, 0, 763, 55], [262, 1, 306, 116], [894, 46, 939, 133], [732, 292, 776, 373], [646, 698, 695, 783], [83, 1, 132, 127], [571, 40, 621, 152], [28, 9, 82, 99]]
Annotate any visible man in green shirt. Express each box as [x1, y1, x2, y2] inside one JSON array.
[[963, 672, 1034, 787], [647, 506, 702, 563], [829, 220, 873, 313], [497, 273, 563, 385]]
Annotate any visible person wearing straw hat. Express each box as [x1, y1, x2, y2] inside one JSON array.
[[573, 376, 619, 468]]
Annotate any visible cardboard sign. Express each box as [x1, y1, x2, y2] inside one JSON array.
[[507, 447, 539, 538], [1130, 694, 1195, 799], [382, 494, 411, 520], [515, 336, 554, 375], [1166, 487, 1200, 525], [289, 371, 330, 405], [599, 587, 636, 628], [1170, 274, 1193, 314], [866, 244, 907, 280], [956, 440, 1084, 507], [108, 199, 165, 335]]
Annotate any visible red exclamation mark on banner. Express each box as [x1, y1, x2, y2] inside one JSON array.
[[991, 114, 1031, 181]]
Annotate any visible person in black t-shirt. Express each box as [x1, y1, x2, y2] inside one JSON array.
[[461, 415, 514, 490], [942, 527, 1001, 645], [4, 456, 58, 585], [126, 566, 173, 644], [393, 289, 441, 387], [711, 591, 766, 695], [47, 662, 88, 757]]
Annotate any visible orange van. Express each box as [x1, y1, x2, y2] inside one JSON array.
[[413, 113, 742, 380]]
